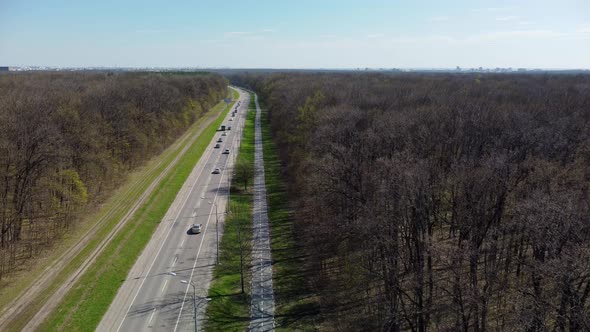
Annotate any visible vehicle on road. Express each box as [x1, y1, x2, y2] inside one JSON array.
[[222, 132, 227, 136], [212, 168, 221, 174], [229, 118, 233, 121], [227, 125, 232, 130], [214, 143, 221, 148], [219, 125, 226, 131], [191, 223, 202, 234], [223, 148, 230, 154], [217, 138, 223, 143]]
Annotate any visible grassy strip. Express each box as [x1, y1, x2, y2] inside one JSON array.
[[260, 100, 320, 330], [205, 94, 257, 331], [34, 88, 240, 331]]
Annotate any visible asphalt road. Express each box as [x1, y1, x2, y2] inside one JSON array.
[[249, 94, 276, 331], [98, 87, 249, 332]]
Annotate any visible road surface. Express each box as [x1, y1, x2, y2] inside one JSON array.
[[98, 87, 249, 332], [249, 94, 276, 331]]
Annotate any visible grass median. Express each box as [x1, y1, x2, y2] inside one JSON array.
[[205, 94, 256, 331], [33, 89, 239, 331], [259, 100, 320, 331]]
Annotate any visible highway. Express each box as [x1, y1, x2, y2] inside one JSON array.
[[98, 87, 249, 332]]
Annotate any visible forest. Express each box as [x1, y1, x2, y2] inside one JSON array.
[[232, 72, 590, 331], [0, 71, 227, 279]]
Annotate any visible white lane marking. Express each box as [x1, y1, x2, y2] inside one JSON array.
[[172, 255, 178, 266], [179, 238, 185, 247], [174, 90, 246, 332], [161, 279, 168, 293], [148, 308, 156, 325], [116, 102, 222, 332]]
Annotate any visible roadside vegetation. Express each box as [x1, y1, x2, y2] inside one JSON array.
[[259, 100, 320, 330], [0, 72, 226, 283], [233, 73, 590, 331], [205, 94, 256, 331], [35, 89, 239, 331], [0, 72, 228, 328]]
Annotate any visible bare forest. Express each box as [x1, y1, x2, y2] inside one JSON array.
[[0, 72, 227, 280], [233, 73, 590, 331]]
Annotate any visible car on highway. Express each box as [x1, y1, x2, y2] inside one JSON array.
[[212, 168, 221, 174], [214, 143, 221, 148], [222, 132, 227, 136], [229, 118, 233, 121], [217, 138, 223, 143], [223, 148, 230, 154], [227, 125, 232, 130], [191, 223, 202, 234]]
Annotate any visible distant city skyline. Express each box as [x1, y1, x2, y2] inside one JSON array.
[[1, 0, 589, 69]]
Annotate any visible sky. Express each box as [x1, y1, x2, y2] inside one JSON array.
[[1, 0, 589, 69]]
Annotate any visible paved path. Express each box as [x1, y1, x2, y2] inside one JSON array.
[[249, 94, 276, 331]]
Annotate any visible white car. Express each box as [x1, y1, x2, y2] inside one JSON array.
[[212, 168, 221, 174], [229, 118, 233, 121], [222, 132, 227, 136], [191, 223, 202, 234]]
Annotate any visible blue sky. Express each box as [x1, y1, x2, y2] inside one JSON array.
[[1, 0, 589, 68]]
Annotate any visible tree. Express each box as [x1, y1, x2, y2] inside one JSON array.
[[234, 157, 254, 191]]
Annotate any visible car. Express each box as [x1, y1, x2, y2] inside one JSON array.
[[227, 126, 232, 130], [212, 168, 221, 174], [214, 143, 221, 148], [191, 223, 202, 234], [232, 113, 236, 117], [229, 118, 233, 121], [222, 132, 227, 136], [223, 148, 230, 154], [217, 138, 223, 143]]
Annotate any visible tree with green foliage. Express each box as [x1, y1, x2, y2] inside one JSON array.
[[234, 157, 254, 191]]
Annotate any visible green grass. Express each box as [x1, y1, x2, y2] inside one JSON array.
[[205, 94, 257, 331], [32, 89, 239, 332], [260, 100, 320, 331]]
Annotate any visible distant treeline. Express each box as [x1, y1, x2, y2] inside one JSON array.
[[233, 73, 590, 331], [0, 72, 227, 278]]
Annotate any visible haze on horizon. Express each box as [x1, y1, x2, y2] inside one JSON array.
[[1, 0, 589, 69]]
